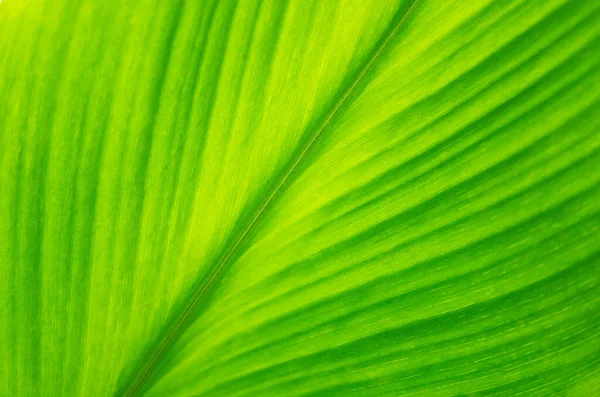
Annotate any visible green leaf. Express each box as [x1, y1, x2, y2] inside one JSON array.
[[1, 0, 599, 396]]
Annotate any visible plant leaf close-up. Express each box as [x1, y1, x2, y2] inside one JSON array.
[[1, 0, 600, 396]]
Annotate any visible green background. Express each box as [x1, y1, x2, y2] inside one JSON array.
[[1, 0, 599, 395]]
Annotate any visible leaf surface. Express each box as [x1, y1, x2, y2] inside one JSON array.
[[0, 0, 599, 396]]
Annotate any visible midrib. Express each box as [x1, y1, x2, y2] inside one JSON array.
[[119, 1, 420, 395]]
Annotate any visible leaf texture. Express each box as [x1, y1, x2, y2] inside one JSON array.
[[0, 0, 599, 396]]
